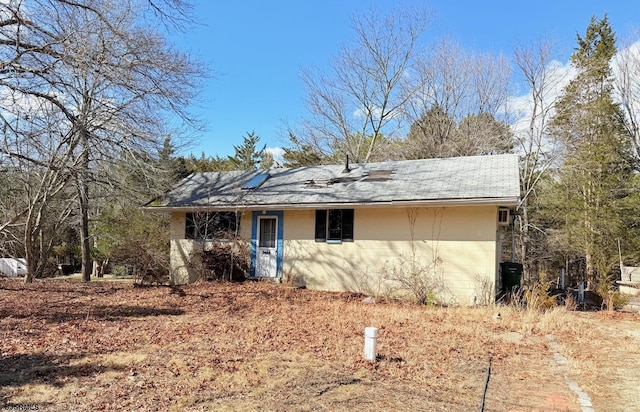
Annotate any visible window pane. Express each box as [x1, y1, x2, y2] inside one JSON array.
[[218, 212, 239, 235], [184, 212, 240, 240], [259, 218, 276, 248], [315, 210, 327, 241], [328, 210, 342, 240], [200, 212, 214, 239]]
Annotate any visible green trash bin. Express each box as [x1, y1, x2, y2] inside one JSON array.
[[501, 262, 523, 293]]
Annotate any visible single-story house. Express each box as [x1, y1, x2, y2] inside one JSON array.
[[147, 154, 520, 305]]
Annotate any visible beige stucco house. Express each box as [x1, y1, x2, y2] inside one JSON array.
[[148, 154, 520, 305]]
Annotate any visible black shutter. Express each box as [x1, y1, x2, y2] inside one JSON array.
[[185, 213, 195, 239], [315, 210, 327, 241], [342, 209, 354, 241]]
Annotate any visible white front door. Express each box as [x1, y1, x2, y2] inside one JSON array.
[[256, 216, 278, 277]]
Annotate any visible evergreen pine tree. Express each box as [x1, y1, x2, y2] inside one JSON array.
[[282, 132, 324, 167], [228, 131, 266, 170], [548, 15, 635, 287]]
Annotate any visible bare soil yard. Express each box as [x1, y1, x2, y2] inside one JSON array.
[[1, 278, 639, 411]]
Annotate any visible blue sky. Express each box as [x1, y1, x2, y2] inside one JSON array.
[[171, 0, 640, 159]]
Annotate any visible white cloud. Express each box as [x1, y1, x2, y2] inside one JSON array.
[[506, 58, 576, 140], [508, 40, 640, 142], [612, 39, 640, 71], [612, 40, 640, 123], [352, 105, 383, 120], [266, 146, 285, 167]]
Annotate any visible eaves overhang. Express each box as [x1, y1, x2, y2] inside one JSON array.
[[143, 196, 521, 213]]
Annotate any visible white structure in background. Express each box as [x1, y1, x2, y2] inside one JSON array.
[[618, 266, 640, 296], [0, 258, 27, 277]]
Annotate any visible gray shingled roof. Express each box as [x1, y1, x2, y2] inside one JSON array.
[[149, 154, 520, 210]]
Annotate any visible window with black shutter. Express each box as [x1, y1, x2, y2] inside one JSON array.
[[314, 209, 354, 243]]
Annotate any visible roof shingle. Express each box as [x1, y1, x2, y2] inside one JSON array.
[[150, 154, 520, 210]]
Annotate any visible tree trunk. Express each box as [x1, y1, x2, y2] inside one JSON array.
[[585, 252, 594, 289], [23, 209, 40, 284], [519, 199, 531, 284], [24, 250, 35, 284], [79, 183, 91, 282], [78, 130, 92, 283]]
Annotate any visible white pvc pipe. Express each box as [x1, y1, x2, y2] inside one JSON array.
[[364, 326, 378, 361]]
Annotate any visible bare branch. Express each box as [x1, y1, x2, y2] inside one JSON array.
[[297, 5, 431, 163]]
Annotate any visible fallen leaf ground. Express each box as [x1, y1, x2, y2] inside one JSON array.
[[0, 278, 639, 411]]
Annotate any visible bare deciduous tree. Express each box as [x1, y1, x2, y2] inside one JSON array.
[[297, 5, 431, 163], [0, 0, 204, 282], [613, 36, 640, 159], [511, 39, 568, 282], [402, 39, 512, 159]]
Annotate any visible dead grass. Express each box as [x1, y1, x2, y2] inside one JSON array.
[[0, 278, 639, 411]]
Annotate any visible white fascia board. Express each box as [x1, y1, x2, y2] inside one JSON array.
[[144, 196, 520, 212]]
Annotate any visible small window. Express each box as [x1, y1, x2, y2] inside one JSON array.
[[185, 212, 240, 240], [315, 209, 354, 243], [497, 208, 510, 226]]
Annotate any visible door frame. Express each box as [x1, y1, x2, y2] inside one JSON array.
[[256, 215, 278, 278], [250, 210, 283, 278]]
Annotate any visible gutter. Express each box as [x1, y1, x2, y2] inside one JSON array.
[[142, 196, 521, 212]]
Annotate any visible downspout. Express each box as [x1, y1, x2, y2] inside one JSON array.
[[511, 213, 517, 261]]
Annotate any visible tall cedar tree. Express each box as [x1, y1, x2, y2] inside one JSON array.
[[227, 132, 266, 170], [547, 15, 635, 287], [282, 133, 324, 167]]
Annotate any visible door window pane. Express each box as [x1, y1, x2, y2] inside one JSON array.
[[259, 218, 276, 248]]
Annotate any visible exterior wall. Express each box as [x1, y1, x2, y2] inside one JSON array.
[[168, 206, 500, 304], [169, 211, 251, 285], [282, 206, 498, 305]]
